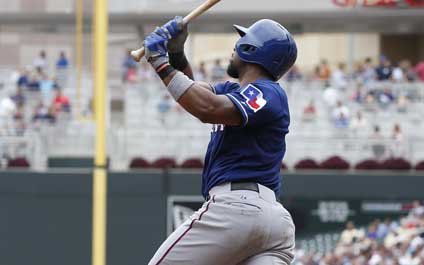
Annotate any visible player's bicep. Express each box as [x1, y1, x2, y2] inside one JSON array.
[[196, 81, 214, 92], [206, 95, 243, 126], [177, 83, 243, 126]]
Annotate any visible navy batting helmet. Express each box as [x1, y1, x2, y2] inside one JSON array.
[[233, 19, 297, 80]]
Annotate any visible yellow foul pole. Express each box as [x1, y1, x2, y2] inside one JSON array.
[[91, 0, 108, 265], [75, 0, 83, 119]]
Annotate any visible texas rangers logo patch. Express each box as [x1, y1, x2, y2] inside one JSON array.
[[240, 84, 267, 112]]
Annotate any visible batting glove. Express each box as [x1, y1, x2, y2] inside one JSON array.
[[159, 16, 184, 40], [144, 31, 169, 70]]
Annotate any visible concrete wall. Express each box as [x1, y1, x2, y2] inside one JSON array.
[[1, 170, 423, 265]]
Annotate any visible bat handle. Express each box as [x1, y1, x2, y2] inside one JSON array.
[[131, 47, 145, 63]]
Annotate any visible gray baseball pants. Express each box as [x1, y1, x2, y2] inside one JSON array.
[[148, 182, 295, 265]]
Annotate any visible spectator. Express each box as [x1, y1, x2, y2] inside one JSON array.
[[56, 51, 69, 88], [323, 85, 340, 108], [392, 62, 405, 82], [370, 125, 383, 139], [397, 94, 409, 113], [0, 96, 17, 135], [27, 71, 40, 91], [375, 57, 393, 81], [122, 49, 137, 83], [376, 218, 391, 241], [39, 74, 55, 106], [33, 50, 48, 72], [211, 59, 226, 82], [367, 222, 379, 240], [377, 87, 395, 109], [53, 89, 71, 113], [56, 51, 69, 70], [361, 57, 376, 84], [317, 59, 331, 81], [363, 93, 377, 112], [370, 125, 385, 160], [332, 100, 350, 128], [400, 60, 416, 82], [331, 62, 348, 90], [409, 201, 424, 219], [302, 99, 317, 122], [350, 84, 364, 104], [286, 65, 302, 82], [350, 111, 367, 136], [414, 60, 424, 82], [390, 123, 405, 157], [13, 106, 26, 135], [11, 86, 26, 108], [32, 101, 56, 124], [194, 62, 207, 81], [17, 68, 30, 89], [391, 123, 403, 142], [340, 221, 365, 245]]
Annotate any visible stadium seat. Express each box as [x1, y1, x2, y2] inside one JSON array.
[[354, 159, 381, 170], [415, 161, 424, 171], [380, 158, 412, 170], [180, 158, 204, 169], [320, 156, 350, 170], [129, 157, 151, 169], [281, 162, 288, 170], [151, 157, 177, 169], [294, 158, 320, 170], [7, 157, 30, 168]]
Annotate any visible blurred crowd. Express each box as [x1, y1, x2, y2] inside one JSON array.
[[0, 50, 71, 135], [297, 56, 424, 160], [295, 201, 424, 265]]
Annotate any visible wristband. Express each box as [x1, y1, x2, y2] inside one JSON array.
[[158, 64, 175, 80], [169, 52, 189, 71], [167, 71, 194, 101]]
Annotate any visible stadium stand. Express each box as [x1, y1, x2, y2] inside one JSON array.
[[293, 201, 424, 264], [1, 56, 424, 170]]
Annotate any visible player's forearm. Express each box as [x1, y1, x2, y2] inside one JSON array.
[[169, 51, 194, 80]]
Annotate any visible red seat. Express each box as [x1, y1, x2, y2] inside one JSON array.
[[7, 157, 30, 168], [281, 162, 288, 170], [151, 157, 177, 169], [320, 156, 350, 170], [180, 158, 203, 169], [355, 159, 381, 170], [380, 158, 412, 170], [294, 158, 320, 170], [129, 157, 150, 169], [415, 161, 424, 171]]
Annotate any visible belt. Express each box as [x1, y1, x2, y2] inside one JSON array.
[[230, 181, 259, 192], [208, 181, 277, 203]]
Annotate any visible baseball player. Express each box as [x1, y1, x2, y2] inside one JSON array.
[[143, 17, 297, 265]]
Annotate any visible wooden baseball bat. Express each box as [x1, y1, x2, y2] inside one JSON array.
[[130, 0, 221, 62]]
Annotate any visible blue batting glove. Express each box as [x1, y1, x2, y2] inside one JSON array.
[[144, 32, 169, 70], [158, 16, 183, 40]]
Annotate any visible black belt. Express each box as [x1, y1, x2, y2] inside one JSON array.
[[230, 181, 259, 192], [206, 181, 259, 201]]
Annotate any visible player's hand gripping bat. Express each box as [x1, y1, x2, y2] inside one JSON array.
[[130, 0, 221, 62]]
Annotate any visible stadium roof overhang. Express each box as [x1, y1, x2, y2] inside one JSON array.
[[0, 8, 423, 34]]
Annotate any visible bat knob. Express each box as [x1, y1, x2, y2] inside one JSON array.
[[130, 50, 142, 62]]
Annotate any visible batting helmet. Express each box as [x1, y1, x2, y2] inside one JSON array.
[[233, 19, 297, 80]]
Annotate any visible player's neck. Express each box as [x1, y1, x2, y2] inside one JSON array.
[[238, 66, 273, 87]]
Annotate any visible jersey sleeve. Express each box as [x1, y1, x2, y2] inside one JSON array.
[[225, 83, 287, 127], [211, 81, 239, 95]]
